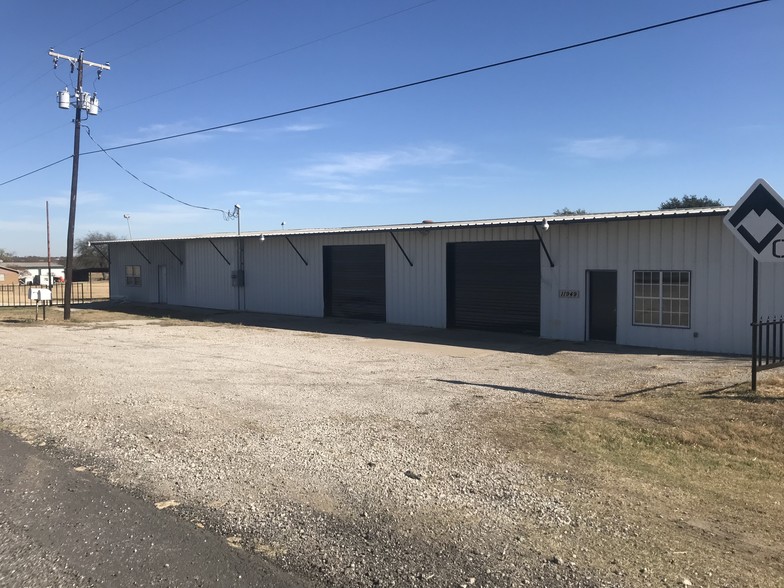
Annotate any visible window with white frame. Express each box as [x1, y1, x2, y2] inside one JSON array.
[[125, 265, 141, 287], [633, 271, 690, 328]]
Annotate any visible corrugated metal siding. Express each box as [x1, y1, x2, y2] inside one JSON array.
[[107, 214, 784, 355], [184, 240, 237, 310], [243, 236, 322, 317], [540, 215, 784, 354], [108, 242, 188, 305], [386, 230, 444, 327]]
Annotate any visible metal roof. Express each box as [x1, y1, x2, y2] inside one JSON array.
[[3, 261, 65, 269], [92, 206, 731, 245]]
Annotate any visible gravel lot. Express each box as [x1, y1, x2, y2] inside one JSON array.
[[0, 311, 751, 587]]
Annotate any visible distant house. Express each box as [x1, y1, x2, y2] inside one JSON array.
[[0, 265, 20, 284], [5, 262, 65, 285]]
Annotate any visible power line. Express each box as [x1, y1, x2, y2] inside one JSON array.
[[108, 0, 254, 62], [93, 0, 773, 153], [0, 0, 772, 187], [0, 2, 141, 95], [0, 122, 71, 156], [106, 0, 439, 112], [0, 68, 56, 108], [83, 0, 190, 50], [52, 0, 145, 50], [84, 127, 238, 220], [0, 155, 72, 187], [0, 1, 142, 102]]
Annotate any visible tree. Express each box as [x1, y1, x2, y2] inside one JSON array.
[[659, 195, 722, 210], [74, 231, 117, 269], [553, 207, 587, 216], [0, 247, 15, 261]]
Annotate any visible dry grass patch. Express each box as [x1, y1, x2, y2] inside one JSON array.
[[0, 306, 145, 325], [472, 376, 784, 585]]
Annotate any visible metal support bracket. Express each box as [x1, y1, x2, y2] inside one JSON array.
[[162, 242, 184, 265], [132, 243, 151, 265], [533, 225, 555, 268], [90, 242, 110, 265], [208, 239, 231, 265], [285, 236, 308, 266], [389, 232, 413, 267]]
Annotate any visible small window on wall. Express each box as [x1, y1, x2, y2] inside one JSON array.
[[125, 265, 142, 287], [633, 271, 690, 328]]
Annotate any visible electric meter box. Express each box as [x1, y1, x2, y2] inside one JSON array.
[[28, 288, 52, 301], [231, 270, 245, 287]]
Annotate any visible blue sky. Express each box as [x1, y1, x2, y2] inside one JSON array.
[[1, 0, 782, 255]]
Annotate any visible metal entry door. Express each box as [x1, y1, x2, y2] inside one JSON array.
[[588, 270, 617, 342], [158, 265, 168, 304]]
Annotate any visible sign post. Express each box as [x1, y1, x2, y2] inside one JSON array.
[[28, 288, 52, 321], [724, 179, 784, 391]]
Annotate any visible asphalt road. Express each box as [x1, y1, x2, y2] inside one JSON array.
[[0, 429, 308, 587]]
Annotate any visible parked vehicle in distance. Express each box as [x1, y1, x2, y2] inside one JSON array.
[[18, 271, 65, 286]]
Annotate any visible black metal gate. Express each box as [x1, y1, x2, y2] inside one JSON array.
[[0, 283, 87, 307]]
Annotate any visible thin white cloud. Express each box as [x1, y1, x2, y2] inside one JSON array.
[[151, 158, 231, 181], [309, 180, 424, 195], [0, 219, 40, 232], [297, 145, 459, 180], [247, 191, 371, 206], [213, 126, 245, 134], [111, 120, 243, 146], [223, 189, 266, 199], [8, 191, 107, 209], [282, 123, 325, 133], [558, 136, 669, 160]]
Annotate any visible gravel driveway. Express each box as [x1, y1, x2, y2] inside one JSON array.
[[0, 312, 749, 587]]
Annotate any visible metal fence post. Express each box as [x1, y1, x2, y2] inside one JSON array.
[[751, 259, 759, 392]]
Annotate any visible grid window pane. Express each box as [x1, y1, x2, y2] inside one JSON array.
[[633, 270, 690, 328], [125, 265, 142, 287]]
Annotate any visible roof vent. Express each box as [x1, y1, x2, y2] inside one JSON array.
[[422, 220, 434, 224]]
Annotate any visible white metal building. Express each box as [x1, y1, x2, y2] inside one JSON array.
[[99, 207, 784, 355]]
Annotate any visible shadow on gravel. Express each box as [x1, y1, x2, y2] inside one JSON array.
[[614, 381, 686, 398], [438, 379, 700, 402], [435, 378, 616, 401], [83, 301, 743, 360], [699, 383, 784, 403]]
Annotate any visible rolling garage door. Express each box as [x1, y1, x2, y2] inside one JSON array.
[[323, 244, 386, 321], [447, 240, 540, 334]]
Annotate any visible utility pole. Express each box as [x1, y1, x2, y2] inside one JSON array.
[[46, 200, 52, 290], [45, 201, 51, 320], [49, 48, 110, 319], [233, 204, 242, 311]]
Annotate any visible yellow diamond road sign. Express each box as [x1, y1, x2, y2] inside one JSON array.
[[724, 179, 784, 263]]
